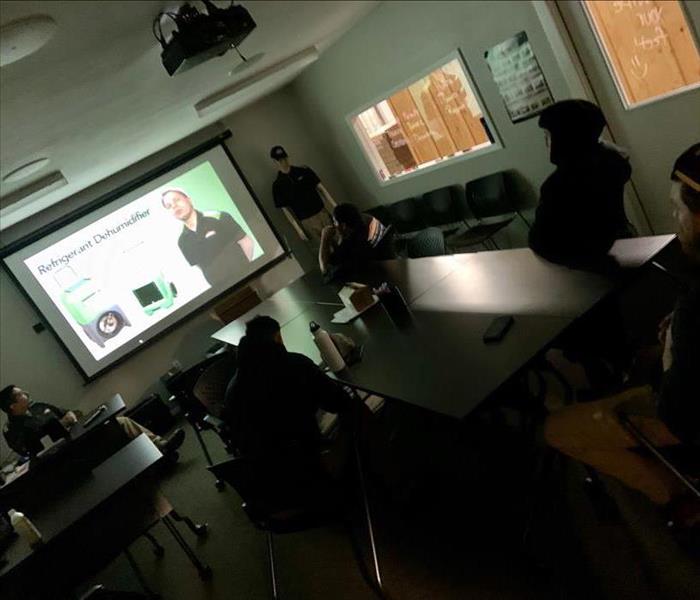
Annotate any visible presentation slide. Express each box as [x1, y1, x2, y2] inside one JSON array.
[[3, 144, 285, 378]]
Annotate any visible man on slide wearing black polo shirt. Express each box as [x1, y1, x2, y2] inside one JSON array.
[[162, 188, 254, 285], [270, 146, 336, 243]]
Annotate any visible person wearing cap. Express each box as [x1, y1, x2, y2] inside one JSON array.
[[161, 187, 254, 285], [270, 146, 336, 243], [529, 99, 633, 268], [0, 385, 186, 460], [544, 144, 700, 528]]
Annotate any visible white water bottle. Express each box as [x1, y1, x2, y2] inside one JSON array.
[[310, 321, 346, 372], [8, 509, 43, 548]]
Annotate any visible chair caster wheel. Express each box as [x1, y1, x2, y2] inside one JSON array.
[[194, 523, 208, 537], [215, 479, 226, 491], [198, 565, 213, 580]]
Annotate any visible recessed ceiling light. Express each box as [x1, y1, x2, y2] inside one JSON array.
[[0, 15, 57, 67], [0, 171, 67, 211], [2, 157, 51, 183]]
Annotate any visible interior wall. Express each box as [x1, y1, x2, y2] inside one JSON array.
[[0, 88, 333, 455], [291, 0, 577, 247], [218, 85, 352, 271]]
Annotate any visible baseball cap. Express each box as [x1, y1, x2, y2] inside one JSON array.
[[270, 145, 288, 160], [672, 143, 700, 193]]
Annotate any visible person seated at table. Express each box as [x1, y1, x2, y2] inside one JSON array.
[[319, 203, 394, 279], [223, 315, 350, 457], [529, 99, 632, 269], [0, 385, 185, 459], [544, 143, 700, 527]]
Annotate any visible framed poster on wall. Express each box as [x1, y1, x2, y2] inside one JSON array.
[[485, 31, 554, 123]]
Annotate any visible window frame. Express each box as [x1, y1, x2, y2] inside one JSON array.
[[581, 0, 700, 110], [346, 50, 502, 186]]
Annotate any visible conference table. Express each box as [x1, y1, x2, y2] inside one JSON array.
[[0, 434, 211, 600], [213, 236, 676, 420]]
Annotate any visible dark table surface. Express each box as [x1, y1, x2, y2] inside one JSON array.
[[0, 435, 163, 596], [212, 236, 675, 419]]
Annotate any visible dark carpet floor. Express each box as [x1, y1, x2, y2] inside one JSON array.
[[81, 402, 698, 600]]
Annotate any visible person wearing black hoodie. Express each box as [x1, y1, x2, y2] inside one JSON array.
[[223, 316, 350, 455], [529, 99, 632, 268], [545, 144, 700, 527]]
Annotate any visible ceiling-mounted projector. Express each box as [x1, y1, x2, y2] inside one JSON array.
[[155, 1, 256, 76]]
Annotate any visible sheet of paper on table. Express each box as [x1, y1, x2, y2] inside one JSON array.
[[331, 296, 379, 323]]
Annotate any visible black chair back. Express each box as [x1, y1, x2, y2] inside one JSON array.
[[387, 197, 426, 233], [465, 172, 514, 220], [365, 205, 390, 224], [193, 353, 237, 420], [422, 186, 463, 226], [406, 227, 446, 258]]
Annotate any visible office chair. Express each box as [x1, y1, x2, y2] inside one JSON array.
[[406, 227, 446, 258], [365, 204, 391, 225], [462, 172, 528, 249], [209, 444, 386, 599], [422, 186, 463, 235], [186, 352, 239, 489], [387, 197, 426, 234]]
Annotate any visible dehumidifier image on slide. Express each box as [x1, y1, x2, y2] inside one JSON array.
[[121, 242, 178, 316], [55, 266, 132, 348]]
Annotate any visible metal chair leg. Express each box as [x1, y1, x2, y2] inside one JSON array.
[[162, 515, 213, 580], [353, 428, 384, 594], [124, 548, 161, 599], [170, 509, 208, 537], [620, 414, 700, 498], [190, 422, 225, 490], [267, 531, 279, 600], [191, 422, 214, 466], [143, 532, 165, 557]]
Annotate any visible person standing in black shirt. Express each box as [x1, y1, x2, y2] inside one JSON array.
[[161, 188, 254, 285], [270, 146, 336, 243]]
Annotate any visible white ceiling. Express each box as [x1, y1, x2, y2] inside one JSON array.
[[0, 0, 377, 229]]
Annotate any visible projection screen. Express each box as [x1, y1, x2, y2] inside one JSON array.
[[2, 140, 286, 379]]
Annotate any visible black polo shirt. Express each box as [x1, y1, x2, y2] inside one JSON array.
[[272, 166, 324, 220], [5, 401, 67, 456], [177, 210, 247, 284]]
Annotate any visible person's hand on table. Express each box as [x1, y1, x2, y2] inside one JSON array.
[[60, 411, 78, 428]]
